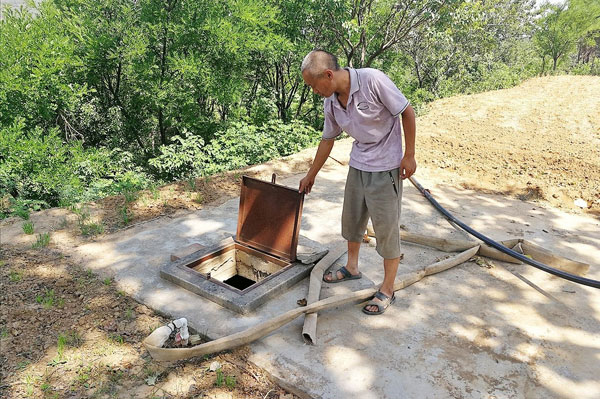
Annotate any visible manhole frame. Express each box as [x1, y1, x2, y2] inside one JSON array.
[[160, 236, 315, 314]]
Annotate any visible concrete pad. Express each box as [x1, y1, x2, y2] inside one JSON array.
[[35, 142, 600, 398]]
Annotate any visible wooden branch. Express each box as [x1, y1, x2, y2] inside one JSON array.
[[302, 242, 348, 344], [143, 246, 479, 361], [366, 226, 476, 253], [520, 240, 589, 276]]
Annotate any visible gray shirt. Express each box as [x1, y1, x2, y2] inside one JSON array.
[[322, 68, 409, 172]]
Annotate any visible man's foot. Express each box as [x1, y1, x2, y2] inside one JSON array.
[[323, 266, 362, 283], [363, 290, 395, 314]]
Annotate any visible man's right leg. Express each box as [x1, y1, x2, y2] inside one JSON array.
[[324, 240, 361, 281], [325, 167, 368, 282]]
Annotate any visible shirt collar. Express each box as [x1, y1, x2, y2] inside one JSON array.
[[331, 67, 360, 108], [347, 67, 359, 98]]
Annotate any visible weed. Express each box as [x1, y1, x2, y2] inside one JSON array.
[[225, 375, 236, 389], [103, 277, 112, 286], [193, 192, 204, 204], [36, 289, 63, 309], [123, 190, 138, 204], [22, 221, 34, 234], [215, 369, 224, 387], [73, 205, 104, 236], [186, 177, 197, 191], [65, 330, 83, 347], [77, 367, 91, 386], [40, 382, 51, 392], [0, 260, 4, 267], [150, 185, 160, 200], [119, 206, 130, 226], [23, 374, 35, 397], [80, 221, 104, 236], [57, 333, 67, 359], [14, 205, 30, 220], [86, 269, 95, 279], [125, 308, 134, 320], [117, 290, 126, 297], [9, 270, 22, 282], [109, 333, 124, 344], [32, 232, 50, 248], [17, 360, 30, 370], [0, 328, 8, 338]]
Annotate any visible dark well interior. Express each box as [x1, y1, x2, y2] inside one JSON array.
[[186, 243, 291, 292]]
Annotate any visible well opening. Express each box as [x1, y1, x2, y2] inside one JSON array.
[[186, 243, 291, 293]]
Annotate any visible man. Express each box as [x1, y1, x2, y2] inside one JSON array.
[[299, 50, 416, 315]]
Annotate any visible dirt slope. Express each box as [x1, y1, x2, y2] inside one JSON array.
[[417, 75, 600, 217]]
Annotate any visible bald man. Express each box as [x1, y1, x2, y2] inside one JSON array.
[[299, 49, 416, 315]]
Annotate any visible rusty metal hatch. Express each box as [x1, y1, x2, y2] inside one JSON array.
[[160, 174, 310, 313], [236, 175, 304, 262]]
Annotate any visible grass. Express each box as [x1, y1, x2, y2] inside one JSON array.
[[103, 277, 112, 286], [22, 221, 34, 234], [71, 205, 104, 236], [32, 232, 50, 248], [36, 289, 64, 309], [123, 190, 138, 204], [119, 206, 130, 226], [225, 375, 237, 389], [14, 205, 30, 220], [215, 369, 224, 387], [17, 360, 30, 370], [109, 333, 124, 344], [9, 270, 22, 282], [57, 333, 67, 359]]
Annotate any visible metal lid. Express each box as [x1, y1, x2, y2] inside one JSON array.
[[236, 175, 304, 262]]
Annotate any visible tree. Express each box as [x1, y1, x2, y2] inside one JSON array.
[[534, 3, 577, 72], [319, 0, 450, 68]]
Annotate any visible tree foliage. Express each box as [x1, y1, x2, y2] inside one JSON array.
[[1, 0, 598, 217]]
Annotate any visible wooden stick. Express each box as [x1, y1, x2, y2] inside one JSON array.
[[143, 246, 479, 361], [302, 242, 348, 344], [366, 226, 476, 253], [520, 240, 589, 276], [478, 242, 523, 264]]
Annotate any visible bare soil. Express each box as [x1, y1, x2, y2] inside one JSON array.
[[1, 75, 599, 398], [417, 75, 600, 218], [0, 247, 299, 399]]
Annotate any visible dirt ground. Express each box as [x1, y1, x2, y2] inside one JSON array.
[[1, 75, 599, 398], [0, 247, 300, 399], [417, 75, 600, 218]]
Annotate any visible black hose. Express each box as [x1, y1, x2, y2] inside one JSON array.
[[409, 177, 600, 289]]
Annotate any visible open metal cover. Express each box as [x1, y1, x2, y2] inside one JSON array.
[[236, 175, 304, 262]]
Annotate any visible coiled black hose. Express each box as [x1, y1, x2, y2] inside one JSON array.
[[409, 177, 600, 289]]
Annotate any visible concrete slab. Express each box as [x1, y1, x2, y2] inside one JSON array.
[[31, 140, 599, 398]]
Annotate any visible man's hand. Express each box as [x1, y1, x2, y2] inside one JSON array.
[[299, 174, 315, 194], [400, 154, 416, 180]]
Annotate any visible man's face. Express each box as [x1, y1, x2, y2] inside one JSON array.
[[302, 70, 334, 98]]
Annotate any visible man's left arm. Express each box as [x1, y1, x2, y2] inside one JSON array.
[[400, 105, 416, 180]]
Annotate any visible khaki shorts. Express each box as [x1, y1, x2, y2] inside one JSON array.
[[342, 166, 403, 259]]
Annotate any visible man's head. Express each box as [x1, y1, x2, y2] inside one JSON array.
[[301, 50, 340, 97]]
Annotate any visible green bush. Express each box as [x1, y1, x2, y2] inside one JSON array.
[[0, 120, 154, 218], [0, 120, 81, 208], [149, 132, 208, 181], [149, 120, 321, 180], [203, 120, 320, 175]]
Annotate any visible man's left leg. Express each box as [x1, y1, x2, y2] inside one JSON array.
[[364, 169, 403, 313]]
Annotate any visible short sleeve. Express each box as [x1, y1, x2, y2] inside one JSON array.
[[322, 99, 342, 139], [371, 71, 409, 116]]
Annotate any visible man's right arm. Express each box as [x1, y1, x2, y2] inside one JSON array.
[[299, 138, 335, 194]]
